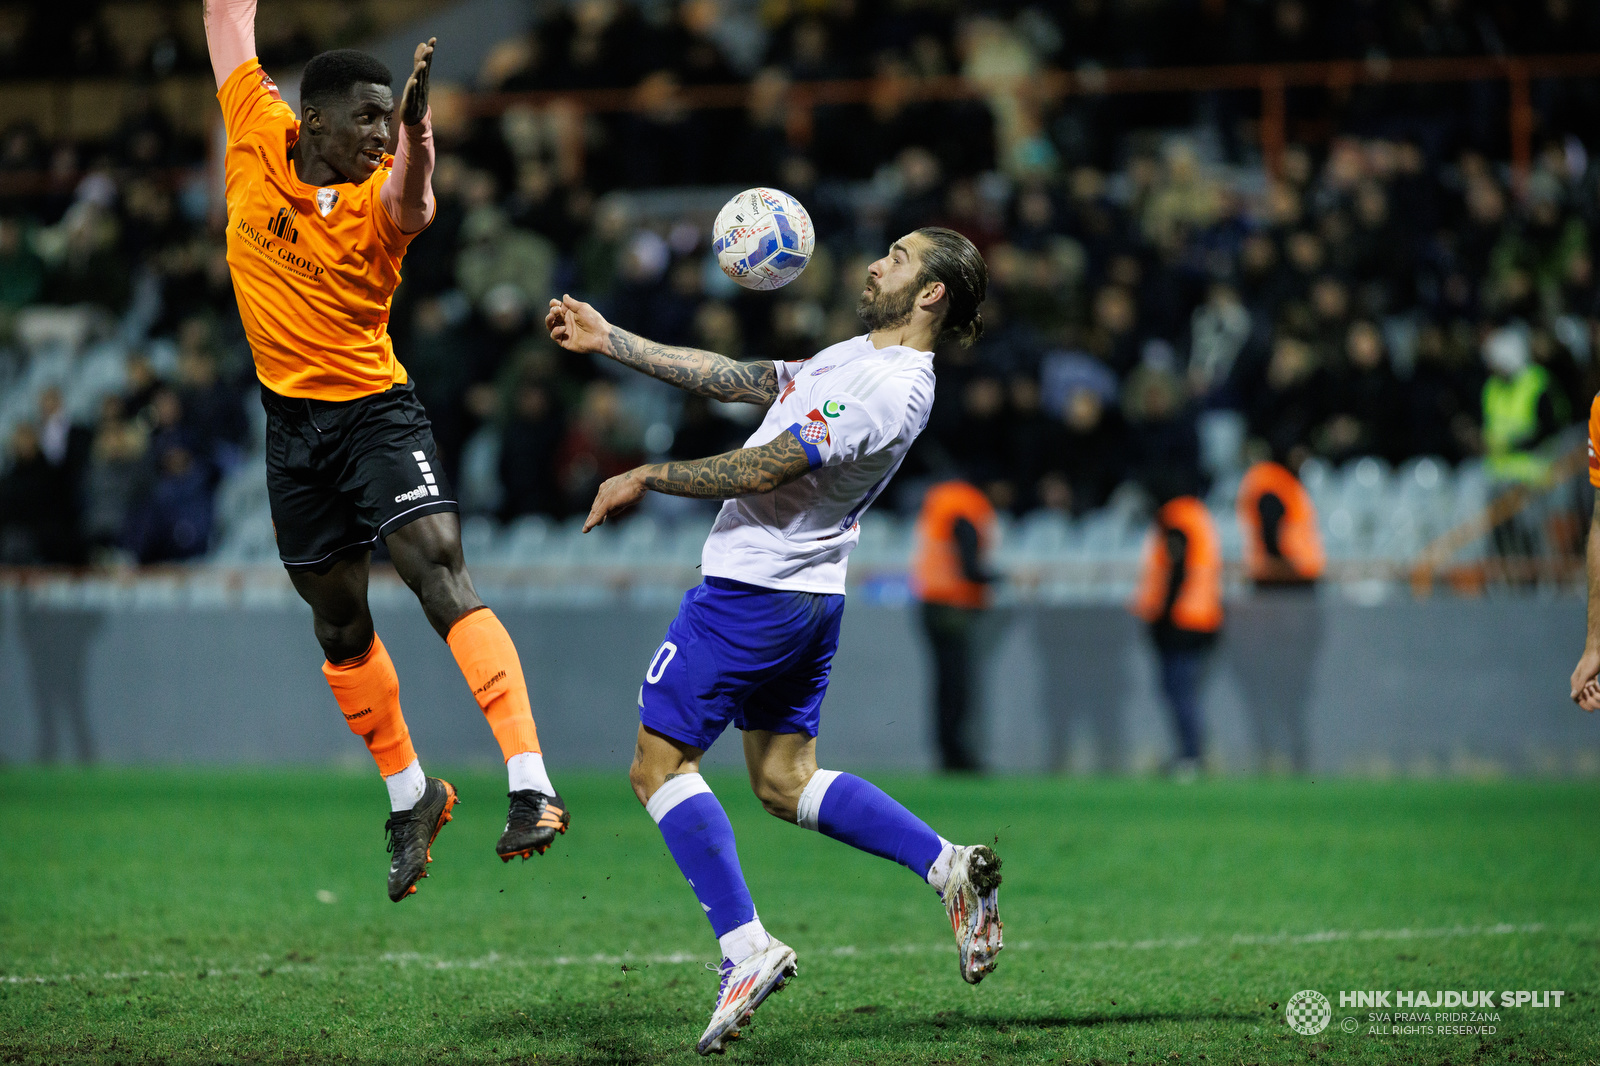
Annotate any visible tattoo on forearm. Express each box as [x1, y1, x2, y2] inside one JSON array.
[[640, 433, 813, 499], [608, 328, 778, 404]]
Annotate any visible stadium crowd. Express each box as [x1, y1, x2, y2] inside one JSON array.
[[0, 0, 1596, 565]]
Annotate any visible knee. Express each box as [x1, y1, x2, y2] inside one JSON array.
[[629, 757, 661, 808], [314, 614, 374, 664], [749, 769, 804, 823]]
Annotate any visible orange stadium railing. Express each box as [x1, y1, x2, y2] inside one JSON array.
[[465, 52, 1600, 186]]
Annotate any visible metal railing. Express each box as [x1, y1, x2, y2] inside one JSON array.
[[466, 53, 1600, 185]]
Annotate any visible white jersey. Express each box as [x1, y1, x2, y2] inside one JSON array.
[[700, 334, 935, 594]]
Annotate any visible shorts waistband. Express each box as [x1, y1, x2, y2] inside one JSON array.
[[260, 381, 409, 413], [704, 576, 784, 594]]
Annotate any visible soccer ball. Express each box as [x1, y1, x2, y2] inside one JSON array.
[[712, 187, 814, 291]]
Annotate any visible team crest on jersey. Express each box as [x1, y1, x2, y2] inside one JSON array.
[[258, 70, 281, 100], [810, 365, 835, 376], [316, 188, 340, 217], [801, 408, 831, 444]]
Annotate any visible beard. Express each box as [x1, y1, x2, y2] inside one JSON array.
[[856, 276, 918, 332]]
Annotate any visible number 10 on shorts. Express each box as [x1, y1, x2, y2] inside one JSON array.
[[647, 642, 678, 684]]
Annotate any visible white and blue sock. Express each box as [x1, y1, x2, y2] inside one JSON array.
[[647, 773, 769, 963], [796, 770, 952, 887]]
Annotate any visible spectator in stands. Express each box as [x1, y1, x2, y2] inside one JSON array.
[[81, 395, 152, 561], [1406, 322, 1483, 461], [40, 202, 129, 311], [498, 373, 565, 522], [1038, 381, 1127, 516], [1123, 362, 1202, 502], [36, 385, 91, 481], [176, 341, 248, 474], [0, 420, 81, 564], [1246, 335, 1324, 472], [122, 432, 215, 564], [455, 206, 555, 312], [1316, 320, 1402, 464], [556, 380, 643, 518], [1482, 326, 1570, 487]]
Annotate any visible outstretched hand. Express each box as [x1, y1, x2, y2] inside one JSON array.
[[583, 469, 648, 533], [400, 37, 436, 125], [1572, 647, 1600, 711], [546, 294, 613, 356]]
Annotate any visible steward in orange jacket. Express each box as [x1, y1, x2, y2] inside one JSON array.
[[1236, 461, 1324, 587], [1132, 496, 1223, 642], [1131, 494, 1222, 771], [911, 481, 998, 772], [911, 481, 998, 609]]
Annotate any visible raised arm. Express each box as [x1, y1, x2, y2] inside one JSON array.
[[204, 0, 257, 88], [546, 295, 778, 405], [582, 433, 814, 532], [380, 39, 438, 234]]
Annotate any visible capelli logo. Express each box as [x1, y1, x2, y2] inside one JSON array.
[[269, 206, 299, 244]]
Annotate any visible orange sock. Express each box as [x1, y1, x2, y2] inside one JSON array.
[[322, 635, 417, 776], [447, 608, 541, 759]]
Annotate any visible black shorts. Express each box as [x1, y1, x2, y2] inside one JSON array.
[[261, 381, 458, 572]]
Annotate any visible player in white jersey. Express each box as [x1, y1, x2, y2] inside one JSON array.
[[546, 227, 1002, 1054]]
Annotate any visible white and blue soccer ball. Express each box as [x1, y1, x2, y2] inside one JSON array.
[[712, 187, 814, 291]]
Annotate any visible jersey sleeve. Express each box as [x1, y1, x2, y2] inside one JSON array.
[[784, 390, 894, 469], [1588, 393, 1600, 489], [370, 162, 423, 253], [217, 57, 295, 145]]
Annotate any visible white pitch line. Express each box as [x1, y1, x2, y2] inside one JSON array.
[[0, 921, 1561, 986]]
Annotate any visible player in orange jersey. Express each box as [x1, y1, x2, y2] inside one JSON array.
[[204, 0, 567, 901], [1569, 394, 1600, 711]]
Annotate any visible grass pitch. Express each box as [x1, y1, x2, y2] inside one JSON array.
[[1, 770, 1597, 1065]]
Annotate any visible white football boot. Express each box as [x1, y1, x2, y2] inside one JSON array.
[[940, 844, 1004, 984], [696, 940, 798, 1055]]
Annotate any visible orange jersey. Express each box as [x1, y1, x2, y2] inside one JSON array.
[[218, 59, 416, 401], [1589, 393, 1600, 489]]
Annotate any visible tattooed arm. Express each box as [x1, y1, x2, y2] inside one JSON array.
[[545, 293, 778, 404], [582, 432, 814, 532]]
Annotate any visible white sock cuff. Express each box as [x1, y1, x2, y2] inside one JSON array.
[[646, 772, 713, 824], [927, 838, 957, 890], [718, 916, 770, 966], [384, 758, 426, 812], [507, 751, 555, 796], [796, 769, 842, 832]]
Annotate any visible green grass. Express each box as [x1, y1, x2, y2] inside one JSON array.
[[1, 770, 1598, 1065]]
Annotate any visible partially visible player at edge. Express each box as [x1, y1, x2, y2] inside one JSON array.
[[1569, 393, 1600, 711], [203, 0, 568, 902], [546, 227, 1004, 1055]]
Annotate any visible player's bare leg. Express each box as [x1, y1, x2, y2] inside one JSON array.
[[291, 554, 456, 900], [744, 730, 1004, 983], [388, 513, 567, 859], [290, 553, 378, 663]]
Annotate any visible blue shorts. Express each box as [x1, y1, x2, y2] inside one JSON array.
[[639, 577, 846, 752]]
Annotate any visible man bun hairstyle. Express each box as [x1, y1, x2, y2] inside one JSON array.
[[300, 49, 393, 110], [913, 226, 987, 348]]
